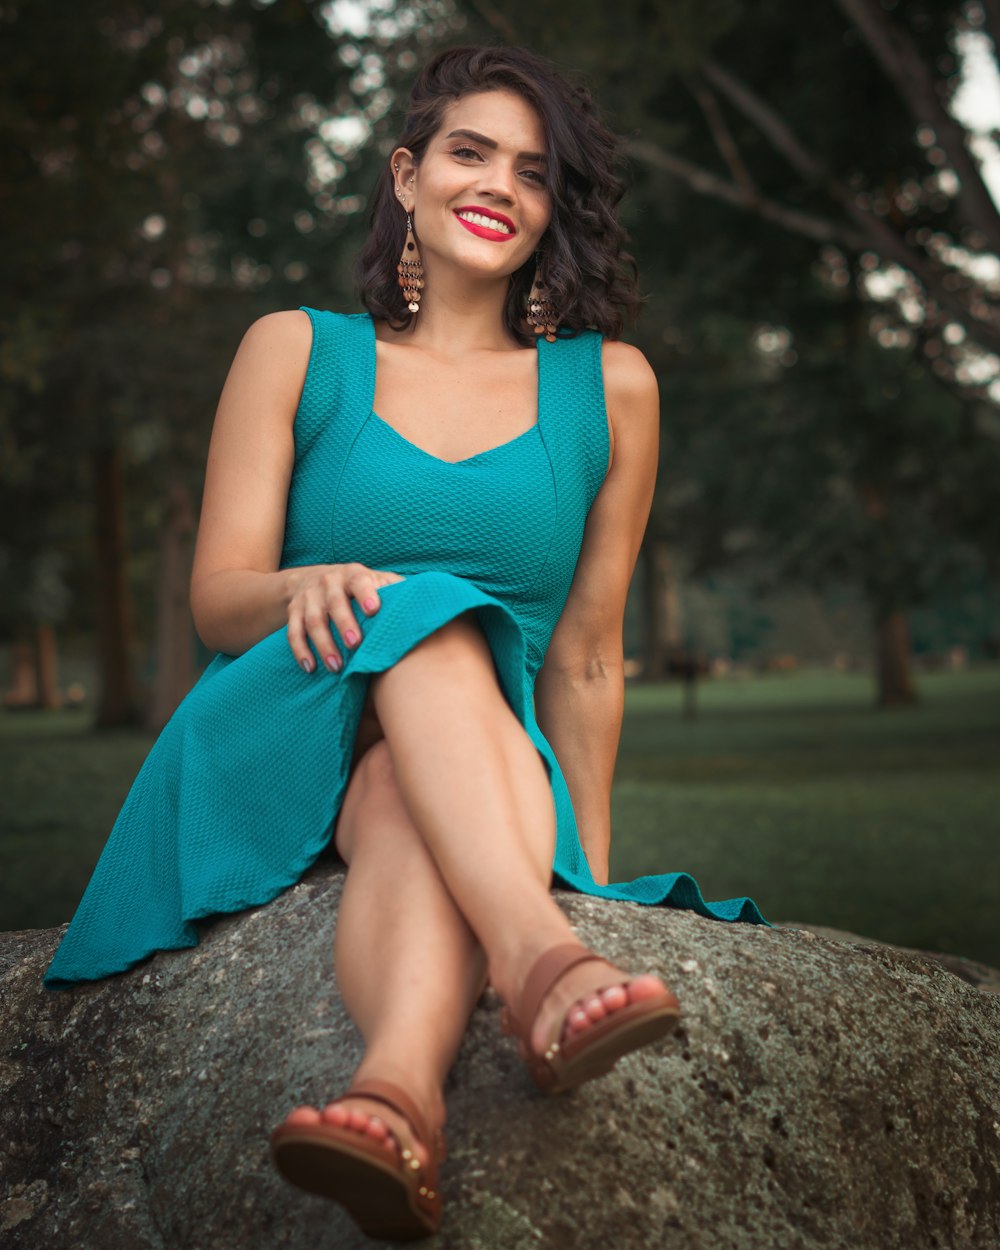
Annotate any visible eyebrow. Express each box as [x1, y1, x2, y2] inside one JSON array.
[[445, 129, 546, 164]]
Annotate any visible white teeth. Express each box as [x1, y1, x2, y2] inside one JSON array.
[[457, 211, 512, 234]]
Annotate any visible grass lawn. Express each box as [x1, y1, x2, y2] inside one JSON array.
[[611, 667, 1000, 967], [2, 666, 998, 967]]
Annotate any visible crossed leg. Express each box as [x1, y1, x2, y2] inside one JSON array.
[[312, 613, 669, 1162]]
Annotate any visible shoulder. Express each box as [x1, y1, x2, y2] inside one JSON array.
[[600, 339, 659, 409], [226, 311, 317, 400], [599, 340, 659, 465], [238, 308, 313, 356]]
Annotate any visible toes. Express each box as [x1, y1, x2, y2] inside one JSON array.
[[584, 994, 609, 1022], [565, 994, 608, 1035], [317, 1102, 418, 1161], [563, 975, 664, 1038], [600, 983, 628, 1012], [626, 974, 675, 1004], [284, 1106, 322, 1127], [566, 1003, 591, 1033], [364, 1115, 389, 1142]]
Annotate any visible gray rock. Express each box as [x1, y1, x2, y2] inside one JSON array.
[[2, 864, 999, 1250]]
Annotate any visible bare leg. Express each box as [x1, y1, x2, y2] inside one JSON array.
[[304, 612, 669, 1168], [326, 739, 487, 1165], [367, 614, 668, 1059]]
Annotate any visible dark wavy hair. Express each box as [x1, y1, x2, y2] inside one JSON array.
[[357, 45, 641, 344]]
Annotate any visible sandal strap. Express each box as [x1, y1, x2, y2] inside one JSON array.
[[515, 943, 606, 1043], [337, 1078, 446, 1163]]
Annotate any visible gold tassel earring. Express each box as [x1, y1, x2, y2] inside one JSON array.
[[397, 211, 424, 314], [526, 260, 559, 342]]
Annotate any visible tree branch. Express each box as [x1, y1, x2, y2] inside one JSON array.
[[835, 0, 1000, 251], [693, 56, 1000, 353], [700, 57, 826, 182], [625, 136, 866, 246], [683, 72, 758, 196]]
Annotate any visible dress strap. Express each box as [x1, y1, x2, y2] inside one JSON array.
[[536, 329, 609, 512], [293, 308, 374, 456], [281, 309, 375, 567]]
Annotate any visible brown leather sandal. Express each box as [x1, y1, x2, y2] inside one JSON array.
[[502, 942, 682, 1094], [269, 1077, 446, 1241]]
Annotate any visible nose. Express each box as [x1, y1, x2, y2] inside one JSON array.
[[474, 158, 517, 206]]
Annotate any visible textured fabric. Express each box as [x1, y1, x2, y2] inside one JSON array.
[[44, 310, 767, 989]]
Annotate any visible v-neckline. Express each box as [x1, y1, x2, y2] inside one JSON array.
[[365, 315, 543, 467]]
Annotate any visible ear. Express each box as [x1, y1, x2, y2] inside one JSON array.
[[391, 147, 417, 211]]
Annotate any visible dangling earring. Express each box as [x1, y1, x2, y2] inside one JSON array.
[[396, 211, 424, 314], [526, 259, 559, 342]]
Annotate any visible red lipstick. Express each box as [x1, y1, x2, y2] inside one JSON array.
[[453, 206, 517, 242]]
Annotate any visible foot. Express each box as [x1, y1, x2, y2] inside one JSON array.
[[282, 1087, 442, 1173], [271, 1075, 446, 1237], [523, 958, 674, 1062]]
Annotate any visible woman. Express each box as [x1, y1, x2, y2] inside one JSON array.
[[45, 45, 766, 1241]]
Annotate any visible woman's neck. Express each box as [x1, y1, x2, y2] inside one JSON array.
[[383, 263, 523, 356]]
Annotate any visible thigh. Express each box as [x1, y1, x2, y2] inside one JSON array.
[[348, 613, 490, 771]]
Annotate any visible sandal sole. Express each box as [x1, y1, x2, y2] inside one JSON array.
[[271, 1125, 438, 1241]]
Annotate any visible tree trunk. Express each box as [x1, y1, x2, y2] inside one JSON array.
[[147, 479, 197, 730], [4, 638, 38, 708], [874, 608, 918, 707], [33, 622, 61, 710], [641, 535, 683, 680], [92, 446, 141, 728], [3, 626, 60, 709]]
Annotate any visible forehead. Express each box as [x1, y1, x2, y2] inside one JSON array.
[[435, 89, 546, 154]]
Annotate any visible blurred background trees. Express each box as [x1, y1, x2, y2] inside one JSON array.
[[2, 0, 998, 725]]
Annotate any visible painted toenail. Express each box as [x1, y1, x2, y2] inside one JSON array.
[[286, 1107, 322, 1126]]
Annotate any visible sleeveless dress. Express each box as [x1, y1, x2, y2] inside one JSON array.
[[44, 310, 767, 989]]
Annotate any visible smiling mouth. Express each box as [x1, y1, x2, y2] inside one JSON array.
[[454, 208, 517, 240]]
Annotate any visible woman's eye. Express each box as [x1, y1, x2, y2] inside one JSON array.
[[520, 169, 547, 185], [450, 146, 482, 160]]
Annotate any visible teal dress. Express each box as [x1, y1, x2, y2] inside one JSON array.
[[44, 310, 767, 989]]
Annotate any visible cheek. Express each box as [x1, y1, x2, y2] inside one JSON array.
[[528, 209, 552, 246]]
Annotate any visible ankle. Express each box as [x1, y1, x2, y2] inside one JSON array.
[[488, 927, 586, 1015]]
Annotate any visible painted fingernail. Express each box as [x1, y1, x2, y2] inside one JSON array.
[[326, 654, 342, 673], [344, 630, 359, 647], [363, 597, 378, 612], [300, 657, 315, 674]]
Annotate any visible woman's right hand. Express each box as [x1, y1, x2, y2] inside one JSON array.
[[286, 562, 406, 674]]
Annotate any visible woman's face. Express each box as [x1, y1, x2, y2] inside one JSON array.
[[393, 89, 552, 284]]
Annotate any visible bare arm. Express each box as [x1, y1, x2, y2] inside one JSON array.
[[189, 310, 402, 666], [533, 340, 660, 885]]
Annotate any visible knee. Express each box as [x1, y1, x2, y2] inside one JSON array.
[[334, 739, 406, 861], [349, 739, 402, 815]]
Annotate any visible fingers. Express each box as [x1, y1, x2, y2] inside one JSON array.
[[288, 564, 404, 674], [285, 587, 340, 674], [344, 564, 387, 621]]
